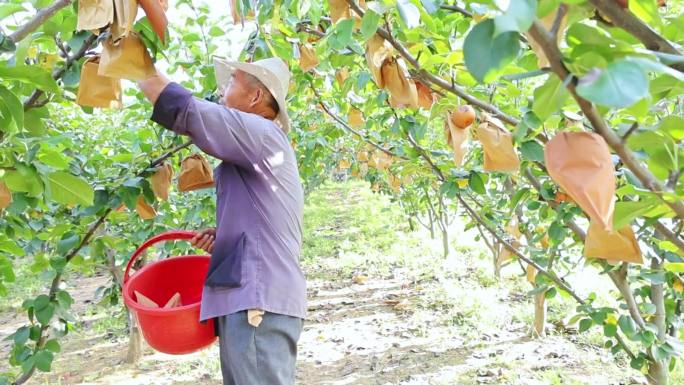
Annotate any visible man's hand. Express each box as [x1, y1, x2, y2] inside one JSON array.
[[191, 228, 216, 253], [137, 71, 171, 105]]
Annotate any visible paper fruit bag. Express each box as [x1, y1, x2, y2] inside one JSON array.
[[476, 117, 520, 173], [111, 0, 138, 40], [382, 58, 418, 108], [0, 181, 11, 209], [77, 0, 114, 31], [299, 44, 319, 72], [99, 33, 156, 81], [445, 113, 469, 167], [545, 132, 615, 231], [365, 34, 393, 88], [149, 162, 173, 201], [135, 196, 156, 220], [76, 56, 123, 109], [584, 219, 642, 264], [178, 154, 215, 192]]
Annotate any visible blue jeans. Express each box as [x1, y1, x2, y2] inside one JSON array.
[[218, 311, 303, 385]]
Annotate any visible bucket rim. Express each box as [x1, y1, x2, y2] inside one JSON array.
[[122, 254, 210, 315]]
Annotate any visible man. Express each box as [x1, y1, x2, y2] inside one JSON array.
[[137, 57, 307, 385]]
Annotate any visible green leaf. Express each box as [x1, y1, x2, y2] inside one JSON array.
[[13, 326, 30, 346], [0, 4, 26, 20], [35, 303, 54, 325], [613, 198, 670, 229], [658, 115, 684, 141], [44, 339, 60, 353], [629, 0, 661, 29], [208, 26, 224, 37], [359, 9, 381, 41], [397, 0, 420, 29], [56, 232, 79, 255], [532, 76, 569, 120], [464, 19, 521, 83], [579, 318, 593, 332], [576, 60, 648, 108], [0, 65, 59, 93], [494, 0, 536, 36], [47, 172, 94, 206], [604, 323, 617, 337], [618, 315, 637, 336], [519, 140, 545, 162], [328, 19, 354, 51], [664, 263, 684, 273], [34, 350, 53, 372], [0, 239, 26, 256], [0, 85, 23, 131], [4, 164, 43, 197], [468, 172, 486, 194]]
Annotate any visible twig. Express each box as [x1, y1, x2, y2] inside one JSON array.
[[345, 0, 520, 127], [309, 82, 408, 160], [527, 20, 684, 221], [550, 4, 568, 37], [621, 122, 639, 143], [23, 33, 98, 110], [8, 0, 72, 44], [588, 0, 684, 73], [439, 4, 472, 18]]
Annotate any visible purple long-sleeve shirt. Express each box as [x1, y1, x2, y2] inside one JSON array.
[[151, 82, 307, 321]]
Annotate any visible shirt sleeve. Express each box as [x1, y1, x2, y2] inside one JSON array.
[[151, 82, 266, 168]]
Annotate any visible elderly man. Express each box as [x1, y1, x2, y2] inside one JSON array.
[[137, 57, 306, 385]]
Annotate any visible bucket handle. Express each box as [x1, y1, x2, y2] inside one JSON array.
[[124, 230, 198, 284]]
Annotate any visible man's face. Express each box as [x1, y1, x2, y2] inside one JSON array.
[[219, 70, 252, 111]]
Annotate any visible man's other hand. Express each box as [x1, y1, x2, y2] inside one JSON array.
[[191, 228, 216, 253]]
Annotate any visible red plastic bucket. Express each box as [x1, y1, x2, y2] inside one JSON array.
[[122, 230, 217, 354]]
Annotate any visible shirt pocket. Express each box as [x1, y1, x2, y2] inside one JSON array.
[[205, 232, 246, 288]]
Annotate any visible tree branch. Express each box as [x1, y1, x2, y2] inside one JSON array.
[[23, 33, 98, 110], [310, 82, 408, 160], [8, 0, 72, 44], [527, 21, 684, 222], [345, 0, 520, 127], [588, 0, 684, 73]]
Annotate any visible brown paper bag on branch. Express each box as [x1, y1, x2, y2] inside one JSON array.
[[76, 56, 123, 109], [299, 44, 319, 72], [77, 0, 114, 31], [139, 0, 168, 42], [416, 81, 434, 109], [476, 117, 520, 173], [149, 162, 173, 201], [99, 33, 156, 81], [329, 0, 350, 23], [544, 132, 615, 231], [382, 58, 418, 108], [0, 181, 11, 209], [584, 219, 642, 264], [445, 113, 469, 167], [135, 196, 156, 220], [365, 34, 393, 88], [348, 108, 364, 128], [111, 0, 138, 40], [178, 154, 215, 192]]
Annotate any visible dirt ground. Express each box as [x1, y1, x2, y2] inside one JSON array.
[[0, 266, 645, 385], [0, 182, 650, 384]]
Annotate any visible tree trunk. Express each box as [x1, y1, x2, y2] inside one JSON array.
[[648, 258, 668, 385], [408, 215, 415, 232], [126, 311, 143, 364], [427, 209, 435, 239], [532, 292, 547, 338], [441, 225, 449, 258]]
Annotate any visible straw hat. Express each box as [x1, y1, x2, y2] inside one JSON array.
[[214, 56, 291, 133]]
